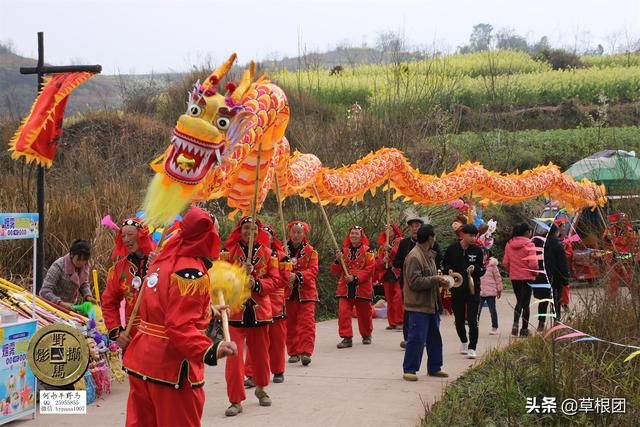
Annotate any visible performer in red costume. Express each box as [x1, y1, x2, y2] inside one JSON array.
[[375, 223, 404, 330], [285, 221, 319, 366], [102, 217, 155, 350], [123, 207, 237, 427], [245, 225, 289, 384], [222, 216, 280, 417], [332, 226, 376, 348]]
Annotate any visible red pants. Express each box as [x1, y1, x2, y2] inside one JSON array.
[[441, 289, 453, 315], [383, 281, 404, 326], [126, 375, 204, 427], [246, 318, 286, 376], [338, 298, 373, 338], [286, 301, 316, 356], [561, 285, 570, 305], [225, 326, 270, 404]]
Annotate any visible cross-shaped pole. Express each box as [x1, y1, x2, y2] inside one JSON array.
[[20, 32, 102, 294]]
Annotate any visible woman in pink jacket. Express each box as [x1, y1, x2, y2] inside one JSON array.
[[478, 249, 502, 335], [503, 223, 538, 337]]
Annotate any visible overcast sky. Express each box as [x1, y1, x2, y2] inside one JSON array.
[[1, 0, 639, 75]]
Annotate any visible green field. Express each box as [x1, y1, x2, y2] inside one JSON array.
[[272, 51, 640, 111]]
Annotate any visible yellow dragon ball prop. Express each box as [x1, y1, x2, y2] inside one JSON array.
[[208, 260, 251, 311]]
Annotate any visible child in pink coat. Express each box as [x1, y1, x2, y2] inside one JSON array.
[[478, 250, 502, 334]]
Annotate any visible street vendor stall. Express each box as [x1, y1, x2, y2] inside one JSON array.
[[0, 213, 39, 424]]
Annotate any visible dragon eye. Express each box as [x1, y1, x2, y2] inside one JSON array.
[[188, 105, 202, 117], [216, 117, 230, 130]]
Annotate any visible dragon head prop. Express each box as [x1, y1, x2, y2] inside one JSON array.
[[143, 53, 257, 226]]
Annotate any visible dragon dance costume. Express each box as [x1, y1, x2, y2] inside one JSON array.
[[285, 221, 319, 360], [374, 224, 404, 328], [123, 207, 223, 427], [102, 217, 155, 345], [221, 217, 279, 406], [332, 226, 375, 342], [245, 225, 289, 380]]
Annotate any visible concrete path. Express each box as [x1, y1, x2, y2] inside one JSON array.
[[17, 291, 526, 427]]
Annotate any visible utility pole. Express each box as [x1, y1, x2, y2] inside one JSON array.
[[19, 32, 101, 293]]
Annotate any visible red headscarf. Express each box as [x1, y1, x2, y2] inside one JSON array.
[[154, 207, 220, 265], [224, 216, 271, 249], [377, 223, 403, 246], [111, 217, 155, 259], [262, 224, 285, 254], [287, 220, 310, 243], [343, 225, 369, 249]]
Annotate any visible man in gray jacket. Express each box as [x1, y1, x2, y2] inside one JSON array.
[[402, 225, 449, 381]]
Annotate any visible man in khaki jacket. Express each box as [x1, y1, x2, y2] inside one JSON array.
[[402, 225, 450, 381]]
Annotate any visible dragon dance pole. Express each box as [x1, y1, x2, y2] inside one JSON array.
[[124, 226, 169, 337], [274, 173, 290, 256], [311, 184, 349, 276], [385, 180, 391, 269], [92, 269, 101, 305], [246, 141, 263, 262]]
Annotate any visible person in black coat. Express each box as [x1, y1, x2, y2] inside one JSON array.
[[442, 224, 486, 359], [544, 224, 570, 321], [531, 232, 551, 332]]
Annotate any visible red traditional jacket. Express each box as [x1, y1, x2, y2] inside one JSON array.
[[122, 256, 215, 388], [374, 237, 401, 285], [271, 248, 290, 319], [331, 244, 375, 300], [284, 241, 319, 302], [102, 254, 147, 340], [221, 242, 279, 326]]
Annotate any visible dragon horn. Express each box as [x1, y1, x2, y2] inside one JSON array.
[[232, 60, 256, 103], [203, 53, 237, 90]]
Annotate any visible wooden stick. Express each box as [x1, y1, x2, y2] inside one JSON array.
[[274, 173, 289, 256], [92, 269, 101, 305], [216, 290, 231, 342], [246, 141, 263, 263], [124, 226, 169, 336], [385, 180, 391, 269], [596, 206, 620, 254], [311, 184, 349, 276]]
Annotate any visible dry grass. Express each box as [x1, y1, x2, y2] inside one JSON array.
[[423, 266, 640, 426]]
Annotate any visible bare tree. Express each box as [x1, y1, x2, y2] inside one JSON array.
[[604, 31, 621, 54], [622, 29, 640, 66]]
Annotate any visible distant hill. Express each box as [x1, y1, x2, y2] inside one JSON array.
[[0, 48, 185, 119], [0, 49, 122, 118], [1, 45, 421, 119]]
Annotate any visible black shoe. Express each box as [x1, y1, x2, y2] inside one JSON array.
[[362, 336, 372, 345], [244, 377, 255, 388], [537, 322, 545, 333], [273, 374, 284, 383], [337, 338, 353, 349], [519, 328, 529, 337], [385, 325, 396, 330], [400, 340, 407, 349], [511, 324, 519, 336], [288, 354, 300, 363], [301, 354, 311, 366]]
